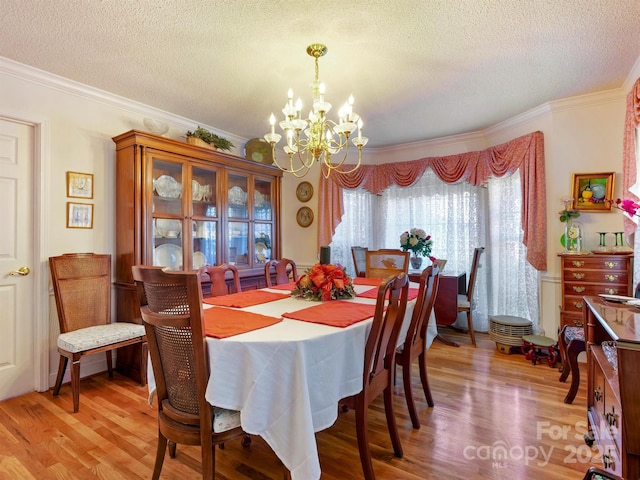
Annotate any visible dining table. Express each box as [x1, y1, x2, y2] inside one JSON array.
[[147, 278, 437, 480]]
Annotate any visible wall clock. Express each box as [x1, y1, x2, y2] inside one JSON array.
[[296, 181, 313, 202], [296, 206, 314, 227]]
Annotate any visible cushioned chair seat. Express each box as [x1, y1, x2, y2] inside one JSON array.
[[565, 326, 584, 342], [57, 323, 146, 353], [213, 407, 241, 433]]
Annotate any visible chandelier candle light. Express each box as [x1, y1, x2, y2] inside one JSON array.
[[264, 43, 368, 178]]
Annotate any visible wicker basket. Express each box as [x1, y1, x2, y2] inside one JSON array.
[[186, 136, 216, 150]]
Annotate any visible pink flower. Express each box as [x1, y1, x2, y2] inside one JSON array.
[[616, 198, 640, 217]]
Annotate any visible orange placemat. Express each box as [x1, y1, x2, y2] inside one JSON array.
[[353, 277, 385, 286], [203, 307, 282, 338], [268, 281, 297, 291], [282, 301, 376, 327], [357, 287, 420, 300], [203, 290, 290, 308]]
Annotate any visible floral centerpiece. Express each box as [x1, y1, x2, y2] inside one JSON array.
[[291, 263, 355, 301], [400, 228, 434, 269]]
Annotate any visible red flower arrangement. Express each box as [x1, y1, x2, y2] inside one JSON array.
[[291, 263, 356, 301]]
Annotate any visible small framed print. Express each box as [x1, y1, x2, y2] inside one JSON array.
[[66, 171, 94, 199], [296, 181, 313, 202], [296, 206, 314, 228], [571, 172, 614, 212], [67, 202, 94, 229]]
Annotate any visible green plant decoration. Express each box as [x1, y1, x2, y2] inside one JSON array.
[[186, 126, 235, 152]]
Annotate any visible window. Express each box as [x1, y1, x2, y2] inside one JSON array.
[[330, 169, 540, 331]]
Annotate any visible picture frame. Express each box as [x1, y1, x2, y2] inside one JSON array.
[[67, 202, 94, 229], [296, 206, 314, 227], [571, 172, 614, 212], [296, 181, 314, 202], [66, 171, 94, 199]]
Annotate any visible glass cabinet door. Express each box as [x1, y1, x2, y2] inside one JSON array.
[[228, 173, 249, 266], [151, 158, 184, 270], [254, 177, 274, 264], [191, 166, 218, 269]]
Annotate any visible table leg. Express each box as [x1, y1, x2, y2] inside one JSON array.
[[435, 332, 460, 347]]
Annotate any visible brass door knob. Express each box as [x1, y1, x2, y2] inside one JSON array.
[[8, 266, 30, 276]]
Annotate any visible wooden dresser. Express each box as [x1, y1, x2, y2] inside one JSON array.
[[583, 297, 640, 479], [559, 253, 633, 329]]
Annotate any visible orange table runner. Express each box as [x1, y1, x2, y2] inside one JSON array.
[[203, 307, 282, 338], [203, 290, 290, 308], [357, 287, 420, 301], [282, 300, 377, 327], [269, 281, 297, 291], [353, 277, 385, 286]]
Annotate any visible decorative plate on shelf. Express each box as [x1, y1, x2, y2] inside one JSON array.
[[154, 175, 182, 198], [228, 186, 247, 206], [193, 251, 207, 269], [245, 138, 273, 165], [156, 219, 182, 237], [296, 181, 313, 202], [296, 206, 314, 228], [153, 244, 182, 270], [254, 190, 265, 207], [192, 180, 203, 201]]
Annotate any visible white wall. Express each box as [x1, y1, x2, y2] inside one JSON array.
[[1, 54, 637, 387]]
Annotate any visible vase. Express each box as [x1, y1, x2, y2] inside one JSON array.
[[410, 256, 423, 270]]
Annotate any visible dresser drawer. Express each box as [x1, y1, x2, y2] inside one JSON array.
[[562, 257, 629, 270], [563, 283, 628, 297], [563, 270, 628, 285]]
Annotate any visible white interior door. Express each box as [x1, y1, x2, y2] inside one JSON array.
[[0, 118, 35, 400]]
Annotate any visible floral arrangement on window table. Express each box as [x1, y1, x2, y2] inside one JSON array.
[[612, 198, 640, 217], [400, 228, 434, 259], [559, 195, 580, 223], [291, 263, 355, 301]]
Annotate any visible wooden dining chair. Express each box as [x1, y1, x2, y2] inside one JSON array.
[[131, 265, 248, 480], [457, 247, 485, 347], [339, 273, 409, 480], [365, 249, 410, 279], [395, 265, 440, 429], [198, 263, 241, 297], [351, 246, 368, 277], [264, 258, 298, 287], [49, 253, 147, 413], [557, 324, 585, 404]]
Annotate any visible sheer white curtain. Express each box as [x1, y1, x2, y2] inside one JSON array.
[[330, 169, 540, 332]]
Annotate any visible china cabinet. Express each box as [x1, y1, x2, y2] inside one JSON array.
[[112, 130, 282, 380]]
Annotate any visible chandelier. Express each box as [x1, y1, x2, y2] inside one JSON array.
[[264, 43, 368, 178]]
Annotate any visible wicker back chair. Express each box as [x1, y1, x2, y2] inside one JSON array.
[[395, 266, 440, 428], [48, 253, 147, 413], [132, 266, 246, 480], [365, 249, 410, 279], [264, 258, 298, 287], [339, 273, 409, 480], [351, 246, 368, 277], [198, 263, 241, 297]]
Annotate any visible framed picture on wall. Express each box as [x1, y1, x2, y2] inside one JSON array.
[[571, 172, 614, 212], [67, 202, 94, 229], [66, 171, 94, 199]]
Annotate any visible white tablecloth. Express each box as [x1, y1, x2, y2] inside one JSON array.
[[148, 283, 437, 480]]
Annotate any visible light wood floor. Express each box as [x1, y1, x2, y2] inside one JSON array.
[[0, 331, 598, 479]]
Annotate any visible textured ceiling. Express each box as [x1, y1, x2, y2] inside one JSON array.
[[2, 0, 640, 147]]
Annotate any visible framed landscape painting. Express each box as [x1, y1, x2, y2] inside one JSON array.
[[571, 172, 614, 212]]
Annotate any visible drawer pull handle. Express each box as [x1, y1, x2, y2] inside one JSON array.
[[572, 301, 583, 309], [605, 261, 617, 268], [603, 450, 615, 469], [604, 274, 619, 282], [574, 321, 584, 327], [572, 273, 585, 279], [594, 389, 602, 403], [572, 261, 585, 267], [606, 409, 619, 428], [572, 286, 586, 293], [605, 288, 619, 295]]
